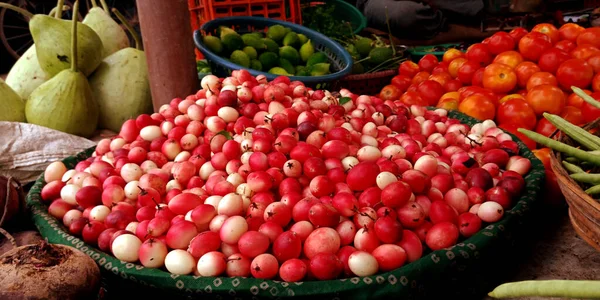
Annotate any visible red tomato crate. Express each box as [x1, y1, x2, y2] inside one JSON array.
[[188, 0, 302, 59]]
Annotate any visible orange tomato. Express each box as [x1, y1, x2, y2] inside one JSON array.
[[482, 63, 517, 94], [532, 23, 560, 44], [429, 73, 452, 87], [570, 44, 600, 60], [496, 98, 537, 130], [587, 54, 600, 74], [437, 98, 459, 110], [560, 105, 583, 125], [443, 49, 464, 63], [532, 148, 552, 169], [559, 23, 585, 42], [458, 94, 496, 121], [411, 71, 430, 85], [592, 73, 600, 92], [448, 58, 468, 78], [526, 72, 557, 91], [576, 27, 600, 48], [441, 91, 460, 100], [514, 61, 541, 88], [499, 93, 525, 104], [566, 89, 591, 108], [379, 85, 401, 101], [400, 91, 427, 106], [492, 51, 524, 69], [526, 84, 566, 116]]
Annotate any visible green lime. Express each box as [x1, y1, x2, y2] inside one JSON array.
[[299, 40, 315, 63], [241, 34, 266, 50], [351, 62, 365, 74], [230, 50, 250, 68], [283, 32, 300, 48], [345, 44, 360, 61], [278, 58, 295, 75], [259, 52, 278, 71], [221, 33, 244, 52], [268, 67, 291, 76], [368, 47, 393, 65], [203, 35, 223, 54], [279, 46, 300, 65], [250, 59, 262, 71], [295, 65, 306, 74], [262, 38, 279, 53], [354, 37, 373, 57], [297, 33, 308, 45], [309, 63, 331, 76], [243, 46, 258, 60], [267, 25, 287, 43], [306, 52, 328, 67]]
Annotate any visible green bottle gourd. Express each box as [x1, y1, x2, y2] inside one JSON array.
[[0, 78, 26, 123], [4, 4, 70, 100], [82, 0, 129, 58], [88, 8, 152, 133], [25, 0, 99, 138]]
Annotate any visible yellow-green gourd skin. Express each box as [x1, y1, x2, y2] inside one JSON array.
[[25, 70, 99, 137], [89, 48, 152, 132], [82, 7, 129, 58], [30, 15, 104, 77], [5, 46, 48, 99], [0, 78, 26, 122]]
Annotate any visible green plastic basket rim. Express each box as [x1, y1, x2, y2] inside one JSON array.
[[25, 110, 545, 299]]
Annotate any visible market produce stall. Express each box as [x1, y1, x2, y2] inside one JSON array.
[[1, 1, 600, 299]]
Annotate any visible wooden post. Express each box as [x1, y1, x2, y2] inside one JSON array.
[[136, 0, 200, 112]]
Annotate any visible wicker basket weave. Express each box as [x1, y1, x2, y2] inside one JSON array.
[[549, 119, 600, 251]]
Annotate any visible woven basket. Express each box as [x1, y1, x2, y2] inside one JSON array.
[[332, 69, 398, 96], [549, 119, 600, 251]]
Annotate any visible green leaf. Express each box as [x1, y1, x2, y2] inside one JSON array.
[[339, 97, 351, 105], [214, 130, 233, 140]]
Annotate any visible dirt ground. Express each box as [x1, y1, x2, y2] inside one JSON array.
[[483, 211, 600, 300]]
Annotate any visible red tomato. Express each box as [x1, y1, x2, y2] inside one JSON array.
[[508, 27, 528, 43], [592, 73, 600, 93], [556, 58, 594, 90], [471, 68, 485, 87], [412, 71, 430, 86], [537, 48, 570, 74], [581, 92, 600, 123], [465, 43, 493, 67], [586, 54, 600, 74], [442, 49, 464, 63], [456, 60, 480, 84], [417, 80, 445, 106], [407, 84, 418, 93], [559, 23, 585, 42], [482, 63, 517, 94], [526, 84, 566, 116], [444, 79, 462, 92], [518, 32, 553, 62], [560, 106, 584, 125], [492, 51, 524, 69], [541, 169, 565, 207], [496, 99, 537, 130], [458, 94, 496, 120], [429, 73, 451, 87], [380, 85, 401, 101], [517, 89, 528, 97], [526, 72, 557, 91], [418, 54, 439, 73], [577, 27, 600, 48], [532, 23, 560, 44], [400, 91, 427, 107], [554, 40, 576, 53], [448, 58, 468, 78], [431, 61, 449, 75], [391, 74, 412, 92], [487, 32, 515, 55], [398, 61, 420, 78], [499, 123, 537, 150], [535, 118, 558, 138], [458, 86, 494, 102], [570, 45, 600, 60], [567, 89, 591, 108], [514, 62, 541, 88]]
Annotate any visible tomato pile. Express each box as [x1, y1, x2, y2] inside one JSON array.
[[382, 23, 600, 204], [40, 71, 532, 281]]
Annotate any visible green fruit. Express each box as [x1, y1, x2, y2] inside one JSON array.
[[279, 46, 300, 65], [250, 59, 262, 71], [222, 33, 244, 52], [278, 58, 295, 75], [267, 25, 286, 42], [297, 33, 308, 45], [368, 47, 393, 65], [309, 63, 331, 76], [219, 26, 237, 38], [345, 44, 360, 60], [297, 69, 309, 76], [241, 34, 265, 50], [299, 40, 315, 62], [285, 27, 292, 34], [306, 52, 328, 67], [230, 50, 250, 68], [247, 32, 263, 40], [0, 78, 26, 122], [262, 38, 279, 53], [258, 52, 278, 70], [295, 65, 306, 74], [351, 62, 365, 74], [5, 46, 48, 100], [283, 32, 300, 48], [203, 35, 223, 54], [82, 7, 129, 58], [199, 67, 211, 73], [354, 37, 373, 57], [268, 67, 291, 76], [243, 46, 258, 60]]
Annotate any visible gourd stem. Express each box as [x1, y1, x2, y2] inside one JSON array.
[[0, 3, 34, 19], [100, 0, 109, 12], [71, 0, 79, 72], [112, 8, 142, 50], [48, 5, 71, 18], [55, 0, 64, 18], [91, 0, 98, 8]]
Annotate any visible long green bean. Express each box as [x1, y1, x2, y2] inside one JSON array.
[[518, 128, 600, 165], [585, 185, 600, 195], [562, 160, 585, 173], [543, 113, 600, 150], [570, 172, 600, 184], [573, 86, 600, 109], [488, 280, 600, 299]]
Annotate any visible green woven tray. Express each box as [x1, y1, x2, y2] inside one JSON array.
[[25, 110, 545, 299]]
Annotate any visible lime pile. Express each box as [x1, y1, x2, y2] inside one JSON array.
[[202, 25, 332, 77], [343, 36, 404, 75]]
